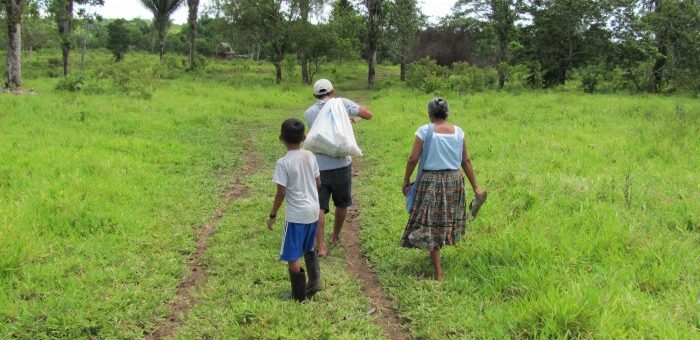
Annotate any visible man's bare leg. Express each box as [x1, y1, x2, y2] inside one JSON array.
[[315, 211, 328, 256], [329, 206, 348, 245]]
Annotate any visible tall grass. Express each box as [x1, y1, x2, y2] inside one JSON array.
[[1, 49, 698, 338]]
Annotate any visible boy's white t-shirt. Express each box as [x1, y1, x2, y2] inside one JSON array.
[[272, 149, 320, 224]]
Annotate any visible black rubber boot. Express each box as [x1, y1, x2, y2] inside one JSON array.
[[287, 268, 307, 302], [304, 251, 322, 298]]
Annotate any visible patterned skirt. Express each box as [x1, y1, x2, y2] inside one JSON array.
[[400, 170, 467, 251]]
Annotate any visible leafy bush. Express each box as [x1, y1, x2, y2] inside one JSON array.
[[55, 73, 85, 92], [95, 63, 154, 99], [282, 54, 298, 81], [406, 58, 449, 93], [47, 57, 62, 68], [576, 65, 604, 93], [153, 55, 186, 80], [193, 54, 209, 70], [448, 62, 498, 93]]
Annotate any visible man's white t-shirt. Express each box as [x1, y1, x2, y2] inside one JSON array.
[[272, 149, 320, 224]]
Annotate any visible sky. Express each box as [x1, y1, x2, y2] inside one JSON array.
[[95, 0, 457, 24]]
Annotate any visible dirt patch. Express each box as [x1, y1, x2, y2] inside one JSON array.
[[145, 148, 262, 339], [342, 164, 412, 340], [1, 87, 37, 95]]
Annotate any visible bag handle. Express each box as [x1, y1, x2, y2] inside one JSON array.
[[415, 123, 434, 182]]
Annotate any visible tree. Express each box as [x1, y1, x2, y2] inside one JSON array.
[[218, 0, 294, 83], [520, 0, 612, 86], [387, 0, 422, 81], [364, 0, 383, 87], [186, 0, 199, 69], [50, 0, 104, 76], [290, 0, 324, 84], [107, 18, 129, 61], [455, 0, 519, 88], [139, 0, 184, 61], [328, 0, 364, 61], [3, 0, 27, 89], [635, 0, 700, 92], [76, 6, 100, 64]]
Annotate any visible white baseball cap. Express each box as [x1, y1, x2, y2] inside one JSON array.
[[313, 79, 334, 96]]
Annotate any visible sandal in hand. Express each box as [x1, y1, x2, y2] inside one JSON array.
[[468, 191, 488, 221]]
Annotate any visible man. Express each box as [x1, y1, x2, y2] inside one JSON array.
[[305, 79, 373, 256]]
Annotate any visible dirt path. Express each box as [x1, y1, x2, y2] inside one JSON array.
[[341, 164, 412, 340], [145, 148, 261, 340]]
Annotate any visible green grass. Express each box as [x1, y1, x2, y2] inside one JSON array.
[[0, 51, 386, 338], [1, 50, 699, 338]]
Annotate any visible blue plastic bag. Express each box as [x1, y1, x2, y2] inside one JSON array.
[[405, 124, 434, 213]]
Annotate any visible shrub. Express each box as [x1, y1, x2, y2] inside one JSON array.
[[576, 65, 604, 93], [449, 62, 498, 93], [153, 55, 186, 80], [95, 63, 153, 99], [55, 73, 85, 92], [282, 54, 297, 82], [193, 54, 209, 70], [47, 57, 62, 68], [406, 58, 449, 93]]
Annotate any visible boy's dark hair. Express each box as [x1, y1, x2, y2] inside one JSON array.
[[281, 118, 305, 144]]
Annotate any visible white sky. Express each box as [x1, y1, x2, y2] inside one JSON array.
[[94, 0, 457, 24]]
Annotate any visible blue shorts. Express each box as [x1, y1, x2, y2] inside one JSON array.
[[280, 221, 318, 262]]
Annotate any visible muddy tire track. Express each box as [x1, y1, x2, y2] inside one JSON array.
[[145, 148, 262, 339], [342, 164, 412, 340]]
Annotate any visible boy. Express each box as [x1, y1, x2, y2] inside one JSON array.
[[267, 118, 322, 302]]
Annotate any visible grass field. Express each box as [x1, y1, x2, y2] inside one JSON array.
[[1, 50, 698, 338]]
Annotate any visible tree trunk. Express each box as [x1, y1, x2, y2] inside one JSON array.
[[650, 0, 666, 93], [366, 0, 382, 87], [497, 37, 508, 89], [301, 51, 310, 84], [368, 50, 377, 87], [57, 0, 73, 76], [274, 63, 282, 84], [5, 1, 24, 89], [498, 65, 506, 89], [62, 44, 70, 76], [493, 1, 511, 89], [81, 30, 87, 64], [187, 0, 200, 70], [159, 38, 166, 61], [299, 1, 311, 84], [275, 47, 285, 84], [158, 24, 166, 62], [400, 58, 406, 81]]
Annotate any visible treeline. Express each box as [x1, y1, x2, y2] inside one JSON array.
[[2, 0, 699, 93]]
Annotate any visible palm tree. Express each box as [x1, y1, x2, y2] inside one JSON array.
[[186, 0, 199, 70], [139, 0, 184, 61]]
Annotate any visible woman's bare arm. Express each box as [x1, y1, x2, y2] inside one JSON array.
[[461, 139, 483, 196], [403, 137, 423, 188]]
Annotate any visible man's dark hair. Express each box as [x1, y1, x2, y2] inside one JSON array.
[[281, 118, 305, 144], [314, 90, 334, 100]]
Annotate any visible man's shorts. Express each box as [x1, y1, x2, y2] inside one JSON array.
[[319, 165, 353, 213], [280, 221, 318, 261]]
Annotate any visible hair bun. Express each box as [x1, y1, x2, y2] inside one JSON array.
[[428, 97, 449, 119]]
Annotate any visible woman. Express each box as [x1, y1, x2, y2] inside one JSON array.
[[401, 97, 487, 281]]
